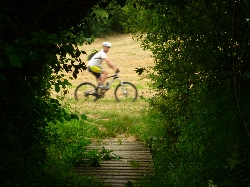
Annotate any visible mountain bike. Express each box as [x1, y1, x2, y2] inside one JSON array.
[[74, 72, 138, 102]]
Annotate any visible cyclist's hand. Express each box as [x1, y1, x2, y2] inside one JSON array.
[[115, 68, 120, 73]]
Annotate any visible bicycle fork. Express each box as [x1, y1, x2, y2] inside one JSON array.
[[119, 81, 128, 96]]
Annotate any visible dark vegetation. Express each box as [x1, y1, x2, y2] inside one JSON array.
[[125, 0, 250, 186], [1, 0, 250, 186], [0, 0, 124, 186]]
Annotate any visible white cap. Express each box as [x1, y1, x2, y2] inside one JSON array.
[[103, 42, 112, 47]]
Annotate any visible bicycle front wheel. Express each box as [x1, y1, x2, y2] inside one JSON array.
[[114, 82, 138, 102], [74, 82, 97, 102]]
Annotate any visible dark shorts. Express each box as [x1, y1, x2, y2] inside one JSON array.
[[88, 66, 102, 79]]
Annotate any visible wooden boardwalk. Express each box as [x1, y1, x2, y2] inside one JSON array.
[[73, 138, 154, 186]]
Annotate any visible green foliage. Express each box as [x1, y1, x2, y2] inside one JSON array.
[[87, 147, 121, 166], [85, 1, 127, 36], [33, 156, 109, 187], [0, 0, 117, 186], [124, 0, 250, 186], [47, 118, 90, 164], [46, 109, 121, 168]]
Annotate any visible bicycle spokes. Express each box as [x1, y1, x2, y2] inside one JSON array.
[[115, 82, 138, 102], [121, 87, 128, 96], [74, 82, 98, 102]]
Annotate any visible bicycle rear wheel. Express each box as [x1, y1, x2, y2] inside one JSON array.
[[114, 82, 138, 102], [74, 82, 98, 102]]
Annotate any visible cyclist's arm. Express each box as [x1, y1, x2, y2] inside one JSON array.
[[103, 58, 119, 72]]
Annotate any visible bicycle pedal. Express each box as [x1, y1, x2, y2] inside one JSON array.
[[93, 92, 100, 96], [98, 85, 109, 90]]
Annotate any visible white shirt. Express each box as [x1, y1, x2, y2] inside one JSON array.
[[87, 49, 107, 68]]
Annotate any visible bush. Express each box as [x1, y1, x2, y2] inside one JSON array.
[[84, 2, 126, 37], [124, 0, 250, 186]]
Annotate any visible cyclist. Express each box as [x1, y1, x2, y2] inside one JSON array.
[[87, 42, 119, 90]]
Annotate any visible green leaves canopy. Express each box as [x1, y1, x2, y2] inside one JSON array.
[[124, 0, 250, 186], [0, 0, 115, 185]]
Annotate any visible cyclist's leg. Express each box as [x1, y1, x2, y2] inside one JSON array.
[[99, 69, 108, 85], [88, 66, 108, 89], [88, 66, 101, 83]]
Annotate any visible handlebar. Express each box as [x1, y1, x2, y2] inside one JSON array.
[[108, 72, 119, 79]]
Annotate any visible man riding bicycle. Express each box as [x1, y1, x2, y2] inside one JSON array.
[[87, 42, 119, 90]]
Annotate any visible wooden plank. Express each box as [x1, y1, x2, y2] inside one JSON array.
[[73, 138, 154, 186], [74, 166, 152, 170], [74, 171, 151, 176], [87, 146, 150, 150], [81, 162, 153, 167]]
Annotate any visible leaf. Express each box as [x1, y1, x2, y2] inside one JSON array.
[[199, 145, 206, 156], [0, 73, 6, 81], [75, 50, 81, 57], [71, 114, 79, 120], [125, 181, 134, 187], [81, 113, 87, 120], [130, 160, 139, 168], [81, 50, 87, 54], [79, 139, 91, 146], [55, 84, 60, 93], [245, 72, 250, 79], [9, 54, 22, 67], [73, 72, 77, 79], [134, 67, 145, 75]]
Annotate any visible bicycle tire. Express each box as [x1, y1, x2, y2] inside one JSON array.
[[74, 82, 98, 102], [114, 82, 138, 102]]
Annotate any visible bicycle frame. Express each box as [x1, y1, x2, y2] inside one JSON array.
[[107, 73, 122, 88], [97, 73, 123, 90], [94, 73, 125, 100]]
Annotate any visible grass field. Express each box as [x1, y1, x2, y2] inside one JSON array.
[[75, 34, 153, 86], [56, 34, 155, 140]]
